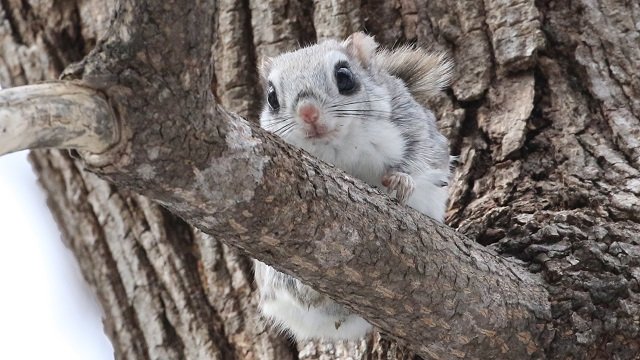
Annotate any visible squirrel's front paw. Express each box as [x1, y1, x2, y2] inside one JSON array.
[[381, 172, 415, 205]]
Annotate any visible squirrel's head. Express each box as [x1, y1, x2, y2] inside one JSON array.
[[258, 32, 391, 146]]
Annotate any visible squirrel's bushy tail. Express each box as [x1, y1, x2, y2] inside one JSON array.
[[375, 45, 453, 104]]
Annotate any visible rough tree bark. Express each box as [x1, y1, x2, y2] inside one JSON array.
[[0, 0, 638, 360]]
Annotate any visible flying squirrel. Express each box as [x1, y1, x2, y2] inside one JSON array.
[[254, 32, 454, 341]]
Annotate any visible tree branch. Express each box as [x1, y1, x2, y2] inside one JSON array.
[[0, 82, 118, 156], [0, 83, 553, 358], [0, 0, 553, 358]]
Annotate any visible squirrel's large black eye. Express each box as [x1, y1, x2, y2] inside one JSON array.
[[267, 84, 280, 111], [335, 66, 355, 94]]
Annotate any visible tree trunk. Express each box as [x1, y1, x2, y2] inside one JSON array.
[[1, 0, 639, 359]]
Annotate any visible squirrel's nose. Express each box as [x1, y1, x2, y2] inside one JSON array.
[[298, 104, 320, 124]]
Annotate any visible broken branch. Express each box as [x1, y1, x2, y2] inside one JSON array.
[[0, 82, 118, 156]]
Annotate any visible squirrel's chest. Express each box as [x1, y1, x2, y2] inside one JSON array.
[[300, 122, 405, 186]]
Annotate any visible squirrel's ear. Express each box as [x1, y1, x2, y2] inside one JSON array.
[[342, 32, 378, 67], [258, 56, 273, 82]]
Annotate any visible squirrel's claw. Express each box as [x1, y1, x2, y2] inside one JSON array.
[[381, 172, 415, 205]]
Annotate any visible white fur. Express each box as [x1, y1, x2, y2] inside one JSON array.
[[288, 120, 404, 185], [326, 50, 350, 69], [260, 288, 373, 340], [407, 171, 449, 221]]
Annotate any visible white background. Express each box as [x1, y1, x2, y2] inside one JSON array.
[[0, 151, 113, 359]]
